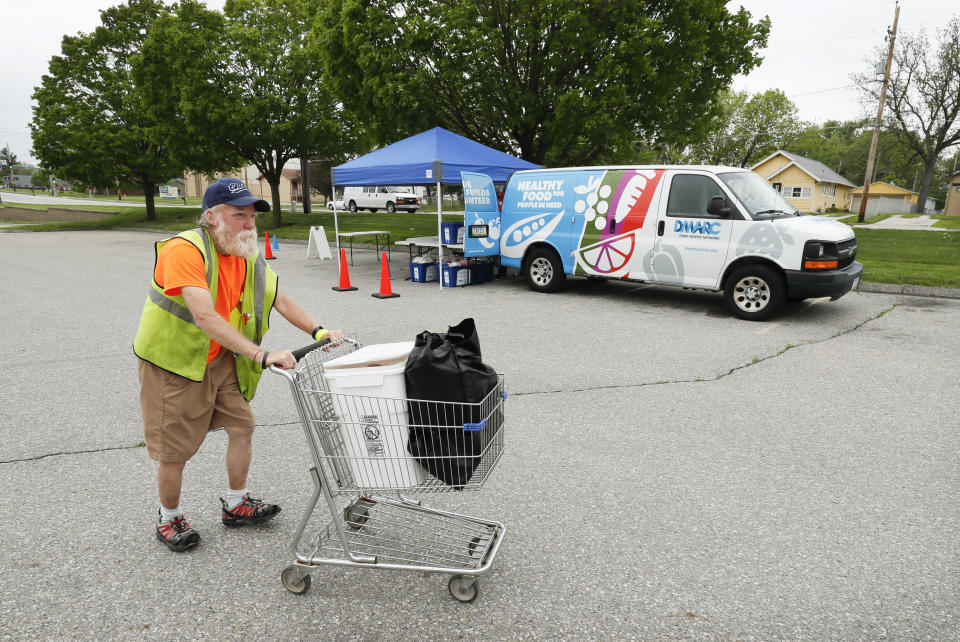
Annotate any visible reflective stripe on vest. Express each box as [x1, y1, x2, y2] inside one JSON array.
[[132, 227, 277, 400]]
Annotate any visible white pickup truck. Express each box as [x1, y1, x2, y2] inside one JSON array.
[[331, 186, 422, 213]]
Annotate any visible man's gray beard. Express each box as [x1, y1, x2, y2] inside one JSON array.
[[211, 224, 257, 258]]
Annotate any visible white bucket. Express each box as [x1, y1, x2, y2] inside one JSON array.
[[322, 343, 426, 488]]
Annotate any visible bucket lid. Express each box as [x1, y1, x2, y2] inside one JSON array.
[[323, 341, 414, 370]]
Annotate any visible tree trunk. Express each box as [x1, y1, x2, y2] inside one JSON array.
[[914, 158, 937, 213], [143, 179, 156, 222], [269, 177, 282, 228]]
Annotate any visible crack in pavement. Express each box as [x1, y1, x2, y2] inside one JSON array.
[[1, 305, 898, 464], [513, 304, 900, 397], [0, 421, 302, 465]]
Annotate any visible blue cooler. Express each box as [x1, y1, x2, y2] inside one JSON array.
[[441, 222, 464, 245], [469, 261, 494, 284], [442, 264, 470, 287], [409, 261, 438, 283]]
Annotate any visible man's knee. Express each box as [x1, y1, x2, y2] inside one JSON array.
[[225, 425, 256, 443]]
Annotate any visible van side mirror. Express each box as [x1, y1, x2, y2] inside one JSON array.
[[707, 196, 731, 217]]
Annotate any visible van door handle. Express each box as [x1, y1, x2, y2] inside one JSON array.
[[657, 220, 664, 236]]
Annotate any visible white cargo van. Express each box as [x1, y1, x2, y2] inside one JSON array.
[[341, 186, 421, 213], [461, 167, 863, 320]]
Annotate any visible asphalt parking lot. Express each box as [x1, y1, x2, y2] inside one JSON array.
[[2, 230, 958, 640]]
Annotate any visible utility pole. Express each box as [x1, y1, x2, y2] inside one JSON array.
[[858, 1, 900, 222], [301, 157, 311, 215]]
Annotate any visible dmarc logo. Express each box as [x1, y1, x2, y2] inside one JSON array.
[[675, 220, 721, 235]]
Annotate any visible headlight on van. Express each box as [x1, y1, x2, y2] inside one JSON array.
[[803, 240, 839, 270]]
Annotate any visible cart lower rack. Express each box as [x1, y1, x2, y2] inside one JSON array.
[[271, 336, 506, 602]]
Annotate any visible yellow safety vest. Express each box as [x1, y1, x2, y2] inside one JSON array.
[[133, 227, 278, 401]]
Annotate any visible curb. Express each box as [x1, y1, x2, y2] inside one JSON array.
[[858, 281, 960, 300]]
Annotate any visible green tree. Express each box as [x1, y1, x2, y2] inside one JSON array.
[[854, 15, 960, 212], [137, 0, 357, 228], [687, 89, 801, 167], [315, 0, 769, 166], [30, 0, 182, 221], [0, 145, 17, 167], [32, 168, 51, 189]]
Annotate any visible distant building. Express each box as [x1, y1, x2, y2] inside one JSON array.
[[850, 181, 936, 216], [184, 162, 304, 206], [944, 170, 960, 217], [750, 150, 856, 213]]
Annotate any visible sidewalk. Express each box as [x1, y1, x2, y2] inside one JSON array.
[[856, 214, 942, 230]]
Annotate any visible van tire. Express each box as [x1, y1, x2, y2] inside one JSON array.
[[348, 201, 358, 212], [386, 202, 396, 213], [524, 247, 565, 293], [723, 264, 785, 321]]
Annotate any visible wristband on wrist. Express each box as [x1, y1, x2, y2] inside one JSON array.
[[312, 326, 329, 341], [261, 351, 269, 368]]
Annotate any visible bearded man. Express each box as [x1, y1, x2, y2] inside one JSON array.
[[134, 178, 342, 552]]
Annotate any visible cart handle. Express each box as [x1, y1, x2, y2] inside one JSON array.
[[292, 337, 332, 362]]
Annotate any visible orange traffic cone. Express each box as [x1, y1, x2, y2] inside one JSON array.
[[264, 232, 276, 260], [372, 251, 399, 299], [332, 247, 358, 292]]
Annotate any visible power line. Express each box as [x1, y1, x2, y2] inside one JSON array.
[[788, 85, 856, 98]]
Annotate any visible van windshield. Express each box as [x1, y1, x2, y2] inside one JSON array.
[[718, 171, 798, 219]]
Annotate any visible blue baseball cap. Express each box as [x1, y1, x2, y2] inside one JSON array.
[[202, 178, 270, 212]]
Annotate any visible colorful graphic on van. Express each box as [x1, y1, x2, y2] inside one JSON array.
[[501, 213, 565, 259], [734, 222, 795, 259], [573, 169, 664, 275], [461, 171, 502, 257]]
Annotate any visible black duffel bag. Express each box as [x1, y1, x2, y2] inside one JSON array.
[[405, 318, 498, 487]]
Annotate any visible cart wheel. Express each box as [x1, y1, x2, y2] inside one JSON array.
[[281, 565, 311, 595], [448, 575, 479, 603], [344, 498, 374, 529]]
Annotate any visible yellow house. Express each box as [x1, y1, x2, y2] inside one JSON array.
[[750, 150, 856, 213], [185, 163, 304, 205], [945, 170, 960, 217], [849, 181, 934, 216]]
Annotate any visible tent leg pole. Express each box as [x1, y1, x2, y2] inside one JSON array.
[[437, 180, 443, 290]]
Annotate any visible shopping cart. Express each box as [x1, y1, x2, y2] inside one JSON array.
[[271, 335, 507, 602]]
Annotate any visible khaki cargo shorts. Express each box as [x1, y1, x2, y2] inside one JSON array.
[[138, 350, 255, 463]]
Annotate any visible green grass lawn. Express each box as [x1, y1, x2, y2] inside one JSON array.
[[4, 201, 959, 288], [854, 228, 960, 288], [0, 203, 462, 240]]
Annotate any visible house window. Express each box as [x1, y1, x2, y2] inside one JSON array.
[[772, 182, 782, 193], [785, 186, 810, 199], [821, 184, 827, 197], [829, 184, 837, 197]]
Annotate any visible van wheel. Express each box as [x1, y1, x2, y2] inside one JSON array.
[[724, 264, 785, 321], [348, 201, 358, 212], [524, 247, 565, 293], [386, 202, 396, 213]]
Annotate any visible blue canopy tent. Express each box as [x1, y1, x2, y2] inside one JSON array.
[[331, 127, 541, 287]]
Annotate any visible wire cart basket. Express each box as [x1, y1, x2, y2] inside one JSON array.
[[271, 336, 507, 602]]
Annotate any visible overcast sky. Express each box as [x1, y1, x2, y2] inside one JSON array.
[[1, 0, 957, 165]]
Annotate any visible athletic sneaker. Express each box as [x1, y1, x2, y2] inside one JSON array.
[[156, 512, 201, 552], [220, 494, 281, 526]]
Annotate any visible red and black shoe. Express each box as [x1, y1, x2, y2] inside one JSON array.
[[156, 512, 201, 552], [220, 494, 281, 526]]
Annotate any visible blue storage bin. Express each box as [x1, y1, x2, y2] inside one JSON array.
[[409, 261, 438, 283], [442, 264, 470, 287], [469, 261, 494, 284], [441, 222, 465, 245]]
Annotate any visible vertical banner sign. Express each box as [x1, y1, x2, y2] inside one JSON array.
[[461, 171, 500, 257]]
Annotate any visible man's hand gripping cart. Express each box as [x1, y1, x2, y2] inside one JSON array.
[[271, 336, 507, 602]]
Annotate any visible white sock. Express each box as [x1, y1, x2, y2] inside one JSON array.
[[159, 505, 183, 522], [226, 488, 248, 510]]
